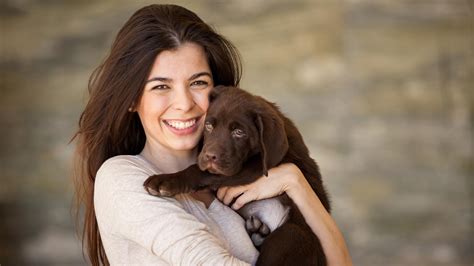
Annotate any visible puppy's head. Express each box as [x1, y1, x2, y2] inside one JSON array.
[[198, 86, 288, 176]]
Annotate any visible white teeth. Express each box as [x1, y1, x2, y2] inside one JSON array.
[[166, 119, 196, 130]]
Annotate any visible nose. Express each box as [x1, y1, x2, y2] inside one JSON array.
[[205, 151, 218, 163], [173, 87, 194, 111]]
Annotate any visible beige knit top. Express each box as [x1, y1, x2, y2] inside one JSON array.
[[94, 155, 259, 265]]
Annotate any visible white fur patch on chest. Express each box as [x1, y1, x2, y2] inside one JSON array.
[[238, 197, 290, 232]]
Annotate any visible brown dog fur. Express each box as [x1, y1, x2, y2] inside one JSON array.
[[144, 86, 331, 265]]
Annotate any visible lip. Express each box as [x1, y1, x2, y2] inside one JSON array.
[[205, 162, 223, 175], [162, 116, 202, 136]]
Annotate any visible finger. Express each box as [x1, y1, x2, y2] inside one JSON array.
[[222, 186, 246, 205], [216, 186, 229, 201], [232, 190, 257, 210]]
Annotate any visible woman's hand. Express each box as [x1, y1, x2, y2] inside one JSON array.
[[217, 163, 353, 266], [216, 163, 303, 210]]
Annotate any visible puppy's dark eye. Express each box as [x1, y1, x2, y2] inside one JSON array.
[[231, 129, 246, 138], [205, 121, 213, 132]]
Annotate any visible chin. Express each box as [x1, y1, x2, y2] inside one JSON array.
[[174, 143, 200, 152], [209, 166, 241, 177], [221, 168, 241, 177], [170, 138, 200, 151]]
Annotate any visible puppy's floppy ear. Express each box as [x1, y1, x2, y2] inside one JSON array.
[[209, 85, 231, 102], [255, 112, 289, 176]]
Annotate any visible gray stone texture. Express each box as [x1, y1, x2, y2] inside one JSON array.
[[1, 0, 472, 265]]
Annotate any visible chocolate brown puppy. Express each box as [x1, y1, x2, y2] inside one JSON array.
[[144, 85, 331, 266]]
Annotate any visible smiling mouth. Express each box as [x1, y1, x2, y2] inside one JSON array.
[[162, 117, 202, 135], [163, 117, 198, 129]]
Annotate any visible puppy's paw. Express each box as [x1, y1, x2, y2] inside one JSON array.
[[250, 233, 267, 247], [143, 173, 182, 197], [245, 216, 270, 247]]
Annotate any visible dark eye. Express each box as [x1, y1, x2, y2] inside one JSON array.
[[231, 129, 246, 138], [205, 121, 213, 132], [191, 80, 209, 87], [152, 84, 170, 90]]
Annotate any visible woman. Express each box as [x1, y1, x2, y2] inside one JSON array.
[[73, 4, 352, 265]]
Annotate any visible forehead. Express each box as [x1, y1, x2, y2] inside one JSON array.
[[208, 92, 255, 126], [148, 42, 210, 78]]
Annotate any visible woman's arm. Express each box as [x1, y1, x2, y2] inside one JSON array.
[[216, 163, 353, 266], [95, 156, 250, 265]]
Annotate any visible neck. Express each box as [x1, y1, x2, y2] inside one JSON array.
[[140, 141, 198, 173]]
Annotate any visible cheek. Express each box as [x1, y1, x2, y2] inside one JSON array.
[[228, 140, 249, 171], [231, 138, 249, 157], [137, 94, 169, 122], [193, 90, 211, 112]]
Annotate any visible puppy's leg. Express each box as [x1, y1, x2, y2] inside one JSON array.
[[144, 156, 267, 197], [256, 222, 326, 266], [245, 216, 270, 247], [237, 197, 290, 248], [144, 164, 211, 196]]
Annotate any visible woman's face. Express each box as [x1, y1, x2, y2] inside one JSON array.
[[136, 42, 213, 153]]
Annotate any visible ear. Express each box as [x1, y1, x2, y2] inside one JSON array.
[[209, 85, 231, 102], [255, 113, 289, 176]]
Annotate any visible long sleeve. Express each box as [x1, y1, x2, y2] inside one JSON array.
[[94, 155, 250, 265]]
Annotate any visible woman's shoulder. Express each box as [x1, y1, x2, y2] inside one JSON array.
[[94, 155, 186, 217], [93, 156, 198, 242], [95, 155, 159, 194], [98, 155, 158, 177]]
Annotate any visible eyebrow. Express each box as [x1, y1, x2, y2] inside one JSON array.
[[146, 72, 212, 83]]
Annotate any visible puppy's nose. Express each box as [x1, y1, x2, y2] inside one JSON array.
[[205, 152, 218, 162]]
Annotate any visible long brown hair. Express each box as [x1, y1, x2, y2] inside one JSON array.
[[72, 4, 242, 265]]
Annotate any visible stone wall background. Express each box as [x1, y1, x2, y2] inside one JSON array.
[[1, 0, 472, 265]]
